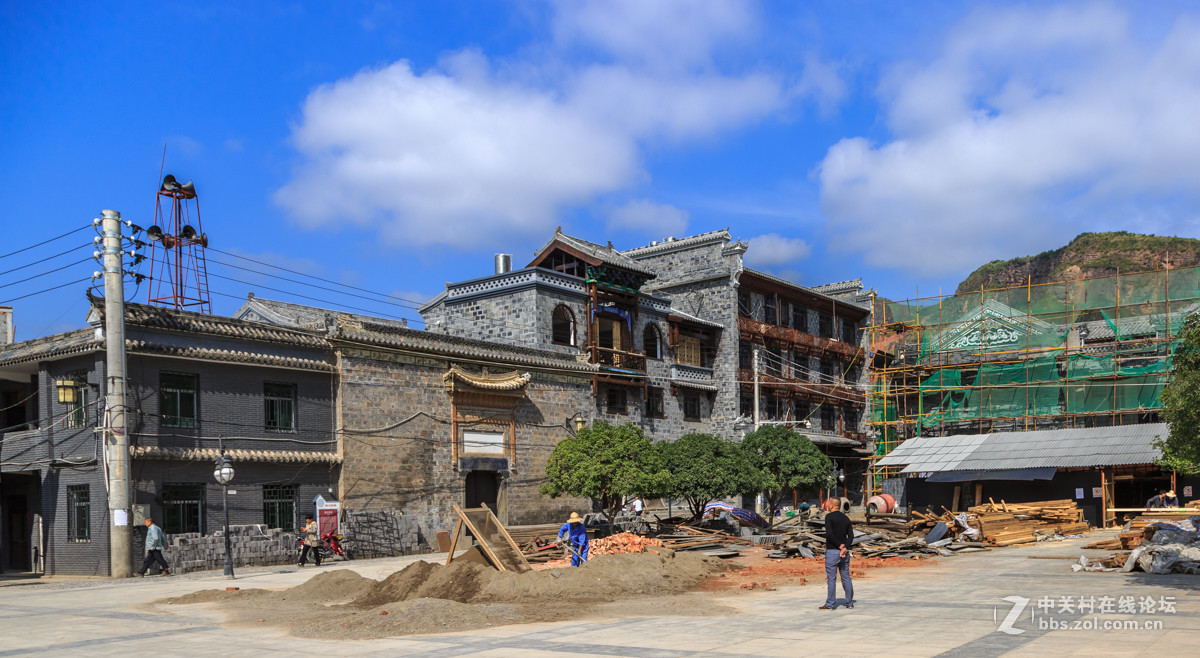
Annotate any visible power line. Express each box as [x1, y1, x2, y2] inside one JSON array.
[[0, 257, 91, 290], [205, 273, 419, 323], [0, 277, 91, 305], [0, 242, 91, 278], [206, 257, 423, 310], [0, 225, 89, 260], [207, 246, 427, 307]]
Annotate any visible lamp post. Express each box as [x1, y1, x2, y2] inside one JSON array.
[[212, 441, 235, 580], [570, 413, 587, 433]]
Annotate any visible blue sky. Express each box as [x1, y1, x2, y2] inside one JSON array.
[[4, 1, 1200, 338]]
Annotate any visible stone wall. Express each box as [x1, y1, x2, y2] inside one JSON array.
[[336, 347, 591, 554], [153, 524, 299, 574]]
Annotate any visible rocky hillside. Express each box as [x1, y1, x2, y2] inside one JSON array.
[[955, 232, 1200, 293]]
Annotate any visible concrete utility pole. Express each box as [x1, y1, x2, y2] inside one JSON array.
[[752, 344, 760, 431], [101, 209, 131, 578]]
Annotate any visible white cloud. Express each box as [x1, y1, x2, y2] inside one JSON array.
[[745, 233, 812, 267], [819, 5, 1200, 277], [276, 1, 838, 249], [607, 200, 689, 236]]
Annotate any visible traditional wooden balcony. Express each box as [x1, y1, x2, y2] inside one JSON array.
[[738, 316, 862, 360], [592, 346, 647, 372]]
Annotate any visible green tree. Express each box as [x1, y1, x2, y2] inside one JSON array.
[[660, 433, 759, 520], [740, 425, 834, 518], [1159, 313, 1200, 473], [539, 421, 667, 531]]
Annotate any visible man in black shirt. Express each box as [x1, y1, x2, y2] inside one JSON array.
[[820, 500, 855, 610]]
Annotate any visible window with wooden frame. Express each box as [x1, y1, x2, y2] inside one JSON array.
[[791, 303, 807, 331], [643, 324, 663, 359], [683, 393, 701, 421], [65, 378, 87, 429], [551, 305, 576, 346], [606, 387, 627, 414], [646, 386, 665, 418], [764, 295, 778, 325], [676, 335, 702, 367]]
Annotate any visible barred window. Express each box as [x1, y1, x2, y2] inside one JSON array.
[[683, 394, 701, 421], [160, 372, 198, 428], [264, 382, 296, 431], [263, 484, 298, 531], [162, 483, 205, 534], [67, 485, 90, 542]]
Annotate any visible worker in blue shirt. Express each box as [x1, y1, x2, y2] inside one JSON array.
[[557, 512, 589, 567]]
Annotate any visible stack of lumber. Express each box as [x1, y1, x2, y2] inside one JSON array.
[[1118, 514, 1192, 549], [968, 499, 1084, 524], [1083, 537, 1123, 550], [656, 524, 750, 551], [590, 532, 664, 556], [975, 513, 1044, 546]]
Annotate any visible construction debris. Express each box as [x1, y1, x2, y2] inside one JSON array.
[[1120, 517, 1200, 575], [590, 532, 665, 556], [907, 499, 1091, 547]]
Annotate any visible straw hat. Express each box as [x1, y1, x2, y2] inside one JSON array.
[[566, 512, 584, 524], [1165, 490, 1176, 498]]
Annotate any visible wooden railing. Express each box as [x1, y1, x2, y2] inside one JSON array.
[[737, 368, 866, 406], [593, 346, 647, 372]]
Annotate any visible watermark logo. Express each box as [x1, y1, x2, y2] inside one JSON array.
[[995, 594, 1175, 634], [996, 596, 1029, 635]]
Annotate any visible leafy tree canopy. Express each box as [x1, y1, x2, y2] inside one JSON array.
[[740, 424, 834, 515], [1159, 314, 1200, 473], [660, 433, 759, 519], [539, 421, 667, 528]]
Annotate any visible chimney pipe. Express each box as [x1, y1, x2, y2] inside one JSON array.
[[494, 253, 512, 274]]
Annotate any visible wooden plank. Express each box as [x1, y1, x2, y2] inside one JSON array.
[[445, 517, 463, 566], [484, 502, 532, 571], [452, 504, 508, 572]]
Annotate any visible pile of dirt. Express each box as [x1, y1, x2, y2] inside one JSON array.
[[163, 550, 732, 639]]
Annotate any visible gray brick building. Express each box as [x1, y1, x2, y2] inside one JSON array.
[[0, 301, 337, 576], [422, 228, 877, 502]]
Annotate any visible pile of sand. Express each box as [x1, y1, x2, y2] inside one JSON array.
[[164, 550, 731, 639]]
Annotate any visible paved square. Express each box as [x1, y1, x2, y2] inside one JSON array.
[[1, 532, 1195, 656]]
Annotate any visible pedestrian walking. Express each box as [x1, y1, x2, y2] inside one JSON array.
[[820, 499, 854, 610], [136, 517, 170, 577], [298, 515, 322, 567]]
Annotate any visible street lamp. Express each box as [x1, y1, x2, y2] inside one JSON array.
[[570, 413, 587, 432], [212, 445, 235, 580]]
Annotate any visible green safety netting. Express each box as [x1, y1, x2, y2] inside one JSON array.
[[876, 267, 1200, 429]]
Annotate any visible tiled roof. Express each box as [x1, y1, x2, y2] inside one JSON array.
[[131, 445, 340, 464], [809, 279, 864, 295], [742, 268, 872, 313], [668, 308, 726, 329], [333, 324, 598, 373], [669, 379, 720, 392], [532, 228, 657, 277], [117, 301, 328, 347], [877, 423, 1168, 472], [236, 296, 411, 332], [0, 328, 100, 367], [444, 364, 531, 391], [126, 340, 335, 372], [622, 229, 732, 258]]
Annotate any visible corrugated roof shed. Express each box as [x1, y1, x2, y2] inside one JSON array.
[[877, 423, 1168, 473]]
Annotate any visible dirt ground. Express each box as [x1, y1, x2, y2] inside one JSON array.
[[162, 547, 933, 639]]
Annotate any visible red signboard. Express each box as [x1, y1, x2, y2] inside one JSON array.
[[318, 506, 339, 538]]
